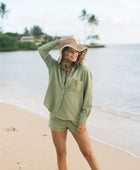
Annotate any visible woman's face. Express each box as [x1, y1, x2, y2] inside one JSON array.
[[67, 47, 79, 62]]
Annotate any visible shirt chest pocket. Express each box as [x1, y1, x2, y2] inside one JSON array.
[[70, 79, 83, 93]]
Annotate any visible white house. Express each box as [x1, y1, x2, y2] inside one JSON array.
[[20, 36, 34, 42]]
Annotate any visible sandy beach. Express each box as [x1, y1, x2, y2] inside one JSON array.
[[0, 102, 140, 170]]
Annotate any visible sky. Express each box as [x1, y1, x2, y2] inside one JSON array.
[[1, 0, 140, 44]]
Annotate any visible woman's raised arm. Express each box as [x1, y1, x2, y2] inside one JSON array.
[[38, 39, 59, 70]]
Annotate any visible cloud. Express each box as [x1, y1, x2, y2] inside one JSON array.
[[99, 16, 140, 29], [121, 0, 140, 10]]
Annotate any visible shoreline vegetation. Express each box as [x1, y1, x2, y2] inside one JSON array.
[[0, 3, 105, 51], [0, 4, 105, 51], [0, 32, 61, 51], [85, 43, 105, 48], [0, 32, 105, 52]]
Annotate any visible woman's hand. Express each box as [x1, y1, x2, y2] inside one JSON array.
[[77, 123, 86, 134]]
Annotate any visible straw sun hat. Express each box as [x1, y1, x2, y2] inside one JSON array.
[[58, 38, 88, 63]]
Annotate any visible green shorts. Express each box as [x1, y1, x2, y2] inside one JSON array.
[[48, 115, 79, 133]]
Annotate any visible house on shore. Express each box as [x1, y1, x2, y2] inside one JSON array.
[[20, 36, 34, 42]]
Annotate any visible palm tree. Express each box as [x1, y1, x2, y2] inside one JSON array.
[[87, 14, 99, 44], [87, 35, 99, 44], [0, 3, 10, 32], [88, 14, 98, 25], [79, 9, 88, 44], [79, 9, 87, 21]]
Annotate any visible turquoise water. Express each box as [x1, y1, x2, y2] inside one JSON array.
[[0, 44, 140, 158]]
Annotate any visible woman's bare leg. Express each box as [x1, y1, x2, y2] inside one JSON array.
[[71, 129, 100, 170], [51, 130, 68, 170]]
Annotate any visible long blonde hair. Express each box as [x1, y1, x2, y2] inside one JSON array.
[[59, 47, 85, 69]]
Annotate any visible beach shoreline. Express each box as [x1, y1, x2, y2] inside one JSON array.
[[0, 102, 140, 170], [1, 96, 140, 159], [1, 97, 140, 159]]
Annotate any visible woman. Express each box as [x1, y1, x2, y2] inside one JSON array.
[[38, 37, 100, 170]]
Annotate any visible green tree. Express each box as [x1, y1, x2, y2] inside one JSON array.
[[88, 14, 98, 26], [79, 9, 88, 44], [18, 41, 37, 50], [0, 3, 10, 32], [0, 33, 18, 51], [87, 14, 99, 44], [5, 32, 23, 40], [23, 27, 30, 36], [79, 9, 87, 21], [30, 25, 43, 37], [87, 35, 99, 44], [79, 9, 99, 44]]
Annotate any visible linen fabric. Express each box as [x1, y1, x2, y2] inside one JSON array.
[[38, 39, 92, 124]]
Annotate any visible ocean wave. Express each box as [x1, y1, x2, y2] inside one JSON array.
[[0, 98, 49, 119], [89, 136, 140, 159], [0, 98, 140, 159], [93, 104, 140, 122]]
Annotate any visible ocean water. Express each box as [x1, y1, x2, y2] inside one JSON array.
[[0, 44, 140, 158]]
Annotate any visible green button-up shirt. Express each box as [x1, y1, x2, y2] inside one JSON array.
[[38, 39, 92, 124]]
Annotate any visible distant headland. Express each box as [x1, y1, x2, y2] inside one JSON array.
[[0, 32, 105, 52]]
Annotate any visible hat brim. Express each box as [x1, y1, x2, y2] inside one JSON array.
[[58, 43, 88, 63]]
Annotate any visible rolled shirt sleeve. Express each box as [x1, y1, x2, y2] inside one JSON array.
[[38, 39, 59, 70], [79, 70, 93, 124]]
